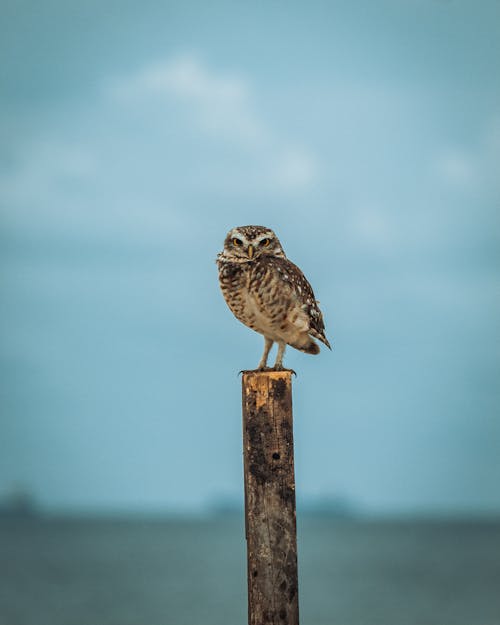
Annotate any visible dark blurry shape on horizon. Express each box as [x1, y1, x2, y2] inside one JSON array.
[[0, 485, 40, 520]]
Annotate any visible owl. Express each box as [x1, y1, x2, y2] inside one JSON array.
[[217, 225, 331, 370]]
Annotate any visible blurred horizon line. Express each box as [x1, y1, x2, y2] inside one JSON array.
[[2, 493, 500, 523]]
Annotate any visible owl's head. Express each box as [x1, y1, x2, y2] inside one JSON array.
[[221, 225, 286, 261]]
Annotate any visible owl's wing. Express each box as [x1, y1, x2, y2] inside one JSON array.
[[262, 256, 331, 349]]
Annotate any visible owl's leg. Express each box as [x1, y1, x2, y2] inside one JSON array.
[[257, 337, 274, 370], [273, 341, 286, 370]]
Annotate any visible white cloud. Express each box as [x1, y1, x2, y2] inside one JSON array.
[[111, 54, 266, 147], [434, 117, 500, 191], [0, 139, 197, 246], [272, 147, 318, 191], [435, 148, 479, 187], [0, 142, 95, 201], [350, 206, 396, 252], [483, 114, 500, 186], [109, 53, 318, 191], [153, 57, 260, 143]]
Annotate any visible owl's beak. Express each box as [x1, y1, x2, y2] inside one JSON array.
[[247, 244, 254, 259]]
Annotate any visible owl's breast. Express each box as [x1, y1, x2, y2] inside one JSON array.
[[218, 258, 288, 339], [218, 260, 249, 317]]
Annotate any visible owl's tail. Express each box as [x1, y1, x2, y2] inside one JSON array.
[[290, 335, 320, 355]]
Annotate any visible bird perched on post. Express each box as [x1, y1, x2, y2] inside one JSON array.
[[217, 225, 331, 370]]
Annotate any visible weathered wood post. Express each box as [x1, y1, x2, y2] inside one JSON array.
[[242, 370, 299, 625]]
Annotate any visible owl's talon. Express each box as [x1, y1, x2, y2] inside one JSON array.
[[239, 366, 296, 376], [238, 367, 272, 375], [272, 366, 297, 376]]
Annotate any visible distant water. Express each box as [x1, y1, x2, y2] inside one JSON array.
[[1, 517, 499, 625]]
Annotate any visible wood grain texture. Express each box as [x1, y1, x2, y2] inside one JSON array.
[[242, 371, 299, 625]]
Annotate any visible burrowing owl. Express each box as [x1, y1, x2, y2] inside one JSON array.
[[217, 225, 331, 370]]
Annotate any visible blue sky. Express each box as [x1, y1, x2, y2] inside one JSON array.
[[1, 0, 499, 515]]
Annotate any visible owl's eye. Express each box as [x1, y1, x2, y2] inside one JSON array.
[[232, 238, 243, 247], [260, 238, 271, 247]]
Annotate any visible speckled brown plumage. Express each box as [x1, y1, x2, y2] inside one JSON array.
[[217, 225, 331, 370]]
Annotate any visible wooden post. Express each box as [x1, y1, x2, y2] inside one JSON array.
[[242, 370, 299, 625]]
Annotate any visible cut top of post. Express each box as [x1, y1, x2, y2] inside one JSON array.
[[241, 370, 293, 409]]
